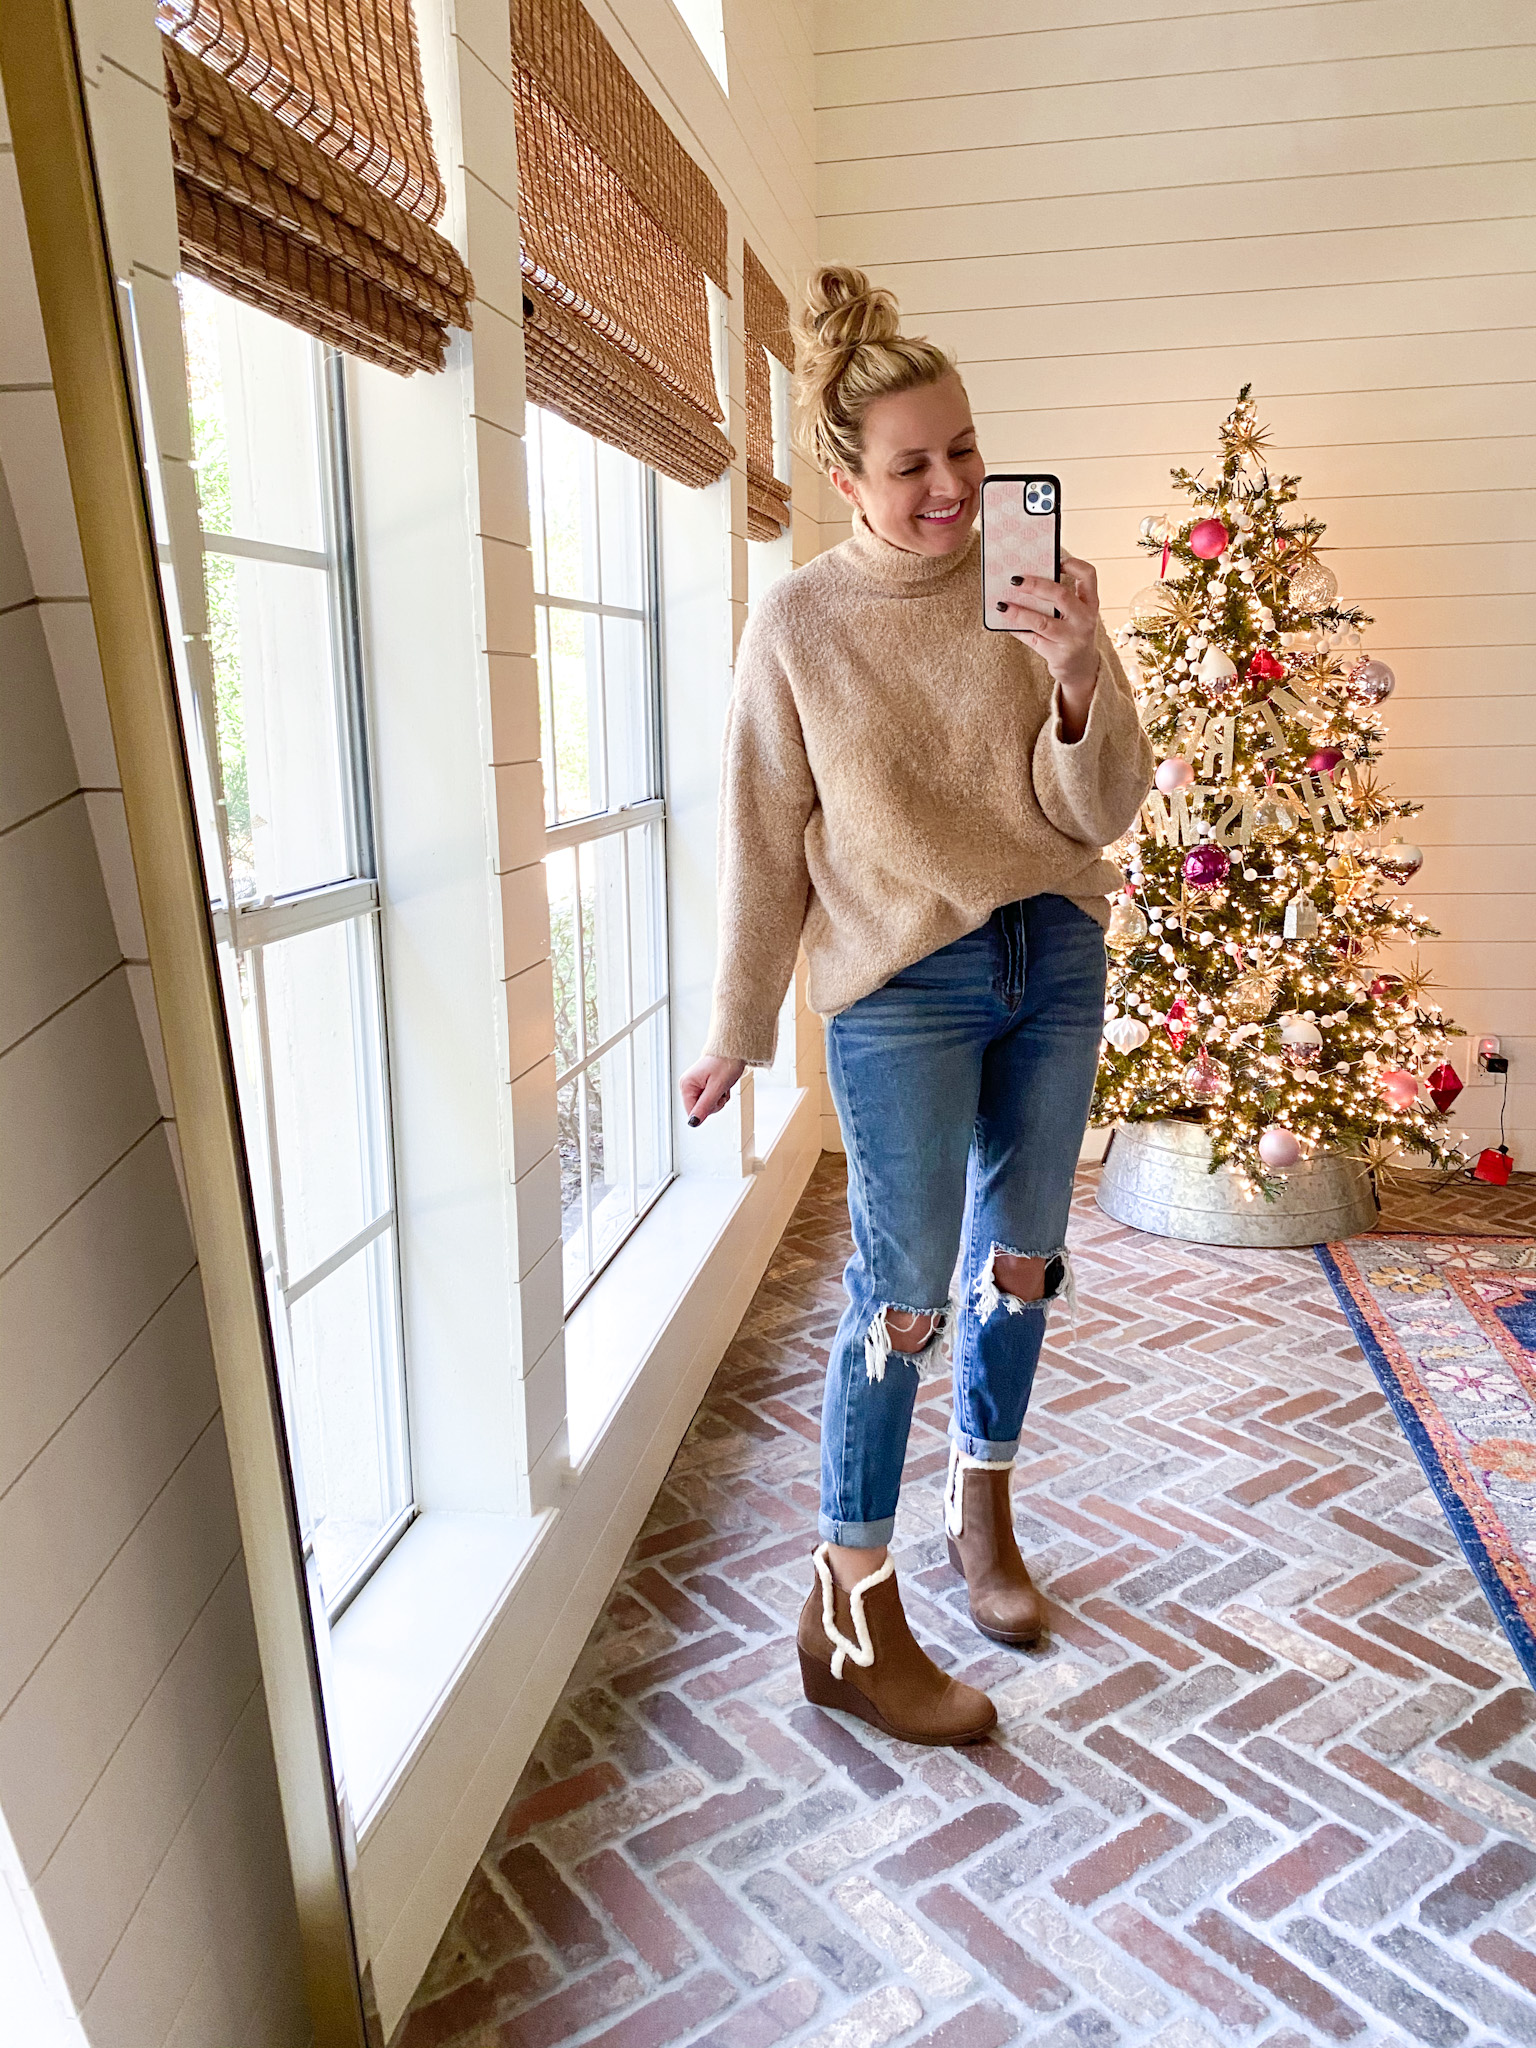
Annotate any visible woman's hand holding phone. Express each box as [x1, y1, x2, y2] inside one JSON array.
[[994, 551, 1102, 741]]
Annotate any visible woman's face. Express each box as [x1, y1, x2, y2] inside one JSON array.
[[831, 372, 986, 556]]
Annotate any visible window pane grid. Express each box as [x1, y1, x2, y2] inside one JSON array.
[[179, 275, 412, 1615], [532, 409, 673, 1307], [556, 991, 668, 1090]]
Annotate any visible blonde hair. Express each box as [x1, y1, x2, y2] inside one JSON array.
[[794, 265, 954, 477]]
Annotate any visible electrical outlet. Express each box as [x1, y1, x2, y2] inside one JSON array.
[[1455, 1034, 1504, 1087], [1446, 1036, 1481, 1088]]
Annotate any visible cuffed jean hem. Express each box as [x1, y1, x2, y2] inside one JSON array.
[[947, 1429, 1021, 1462], [818, 1514, 897, 1547]]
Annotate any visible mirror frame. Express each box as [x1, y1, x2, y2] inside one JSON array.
[[0, 3, 371, 2040]]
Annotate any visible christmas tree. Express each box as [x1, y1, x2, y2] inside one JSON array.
[[1096, 387, 1463, 1193]]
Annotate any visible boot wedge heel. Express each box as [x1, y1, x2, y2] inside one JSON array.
[[798, 1648, 992, 1745], [796, 1546, 996, 1747], [798, 1649, 885, 1734]]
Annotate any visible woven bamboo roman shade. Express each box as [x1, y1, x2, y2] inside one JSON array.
[[743, 244, 792, 540], [159, 0, 471, 374], [510, 0, 731, 488]]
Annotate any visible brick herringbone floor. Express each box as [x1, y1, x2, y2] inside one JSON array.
[[1375, 1167, 1536, 1238], [401, 1161, 1536, 2048]]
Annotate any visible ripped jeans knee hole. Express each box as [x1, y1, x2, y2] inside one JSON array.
[[864, 1300, 954, 1383], [974, 1246, 1075, 1329]]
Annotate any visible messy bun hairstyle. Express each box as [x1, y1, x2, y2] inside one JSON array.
[[794, 265, 955, 477]]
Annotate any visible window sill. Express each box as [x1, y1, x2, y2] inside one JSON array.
[[331, 1081, 823, 1867], [327, 1506, 546, 1831], [565, 1168, 753, 1464]]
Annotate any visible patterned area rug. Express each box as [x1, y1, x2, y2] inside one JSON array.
[[1318, 1236, 1536, 1691]]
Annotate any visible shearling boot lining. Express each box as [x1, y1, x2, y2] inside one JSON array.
[[812, 1541, 894, 1679], [944, 1441, 1016, 1538]]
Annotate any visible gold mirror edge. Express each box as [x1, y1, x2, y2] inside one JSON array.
[[0, 3, 371, 2039]]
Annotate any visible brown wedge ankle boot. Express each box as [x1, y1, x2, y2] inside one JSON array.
[[797, 1545, 996, 1746], [944, 1446, 1047, 1646]]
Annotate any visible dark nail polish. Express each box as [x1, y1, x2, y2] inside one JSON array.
[[1010, 574, 1024, 585], [687, 1114, 701, 1127], [995, 601, 1007, 612]]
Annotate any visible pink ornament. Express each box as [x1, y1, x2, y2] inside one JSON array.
[[1305, 748, 1345, 777], [1183, 843, 1232, 891], [1378, 1067, 1420, 1110], [1182, 1046, 1231, 1106], [1189, 518, 1229, 559], [1347, 658, 1396, 706], [1165, 999, 1191, 1053], [1258, 1126, 1302, 1170], [1155, 757, 1196, 794], [1427, 1062, 1463, 1112]]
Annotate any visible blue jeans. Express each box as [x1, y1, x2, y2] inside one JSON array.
[[819, 894, 1107, 1546]]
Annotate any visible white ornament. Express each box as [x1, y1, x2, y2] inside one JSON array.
[[1283, 894, 1320, 941], [1197, 646, 1238, 690], [1280, 1017, 1324, 1067], [1103, 1016, 1151, 1054]]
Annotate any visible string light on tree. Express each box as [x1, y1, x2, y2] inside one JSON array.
[[1096, 386, 1461, 1190]]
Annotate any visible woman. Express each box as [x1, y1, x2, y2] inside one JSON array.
[[680, 268, 1153, 1745]]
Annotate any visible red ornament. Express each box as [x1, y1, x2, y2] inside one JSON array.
[[1305, 748, 1345, 777], [1183, 843, 1232, 891], [1368, 972, 1403, 1001], [1427, 1062, 1463, 1112], [1378, 1067, 1419, 1110], [1245, 648, 1286, 683], [1474, 1146, 1514, 1187], [1189, 518, 1229, 559], [1165, 999, 1191, 1053]]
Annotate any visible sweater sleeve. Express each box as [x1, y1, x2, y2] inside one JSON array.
[[1031, 621, 1155, 848], [703, 621, 815, 1067]]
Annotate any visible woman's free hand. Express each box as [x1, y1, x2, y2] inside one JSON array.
[[680, 1054, 746, 1126], [993, 551, 1102, 738]]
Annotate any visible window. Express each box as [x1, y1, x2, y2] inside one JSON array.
[[672, 0, 727, 90], [179, 278, 411, 1614], [527, 407, 674, 1306]]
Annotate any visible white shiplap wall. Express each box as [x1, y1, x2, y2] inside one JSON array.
[[0, 86, 308, 2048], [816, 0, 1535, 1160]]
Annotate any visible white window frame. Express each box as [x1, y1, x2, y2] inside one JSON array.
[[182, 322, 414, 1619], [529, 407, 676, 1309]]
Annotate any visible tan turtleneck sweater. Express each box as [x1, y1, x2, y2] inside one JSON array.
[[704, 519, 1154, 1066]]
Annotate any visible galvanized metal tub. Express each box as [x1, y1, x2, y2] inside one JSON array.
[[1095, 1118, 1378, 1247]]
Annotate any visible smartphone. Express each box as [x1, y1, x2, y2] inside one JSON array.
[[981, 473, 1062, 631]]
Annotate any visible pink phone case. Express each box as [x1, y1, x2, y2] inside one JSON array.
[[981, 474, 1061, 631]]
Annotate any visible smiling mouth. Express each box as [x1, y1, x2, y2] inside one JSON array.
[[917, 502, 966, 524]]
